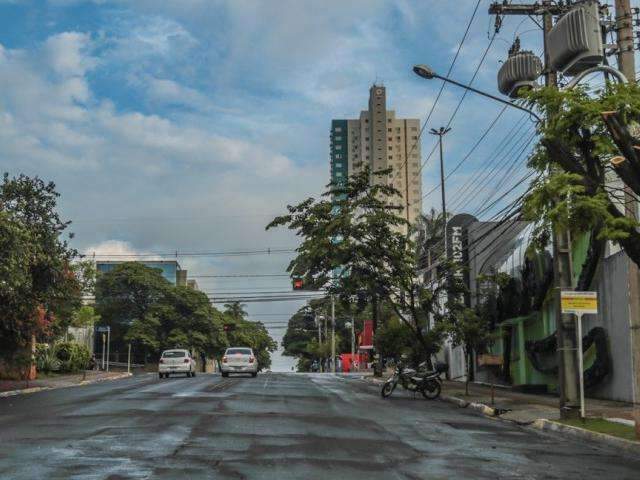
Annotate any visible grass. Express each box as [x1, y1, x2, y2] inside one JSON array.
[[558, 418, 638, 442]]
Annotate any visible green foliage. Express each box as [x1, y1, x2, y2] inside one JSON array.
[[449, 308, 496, 355], [35, 344, 61, 373], [223, 301, 247, 321], [71, 305, 100, 328], [521, 84, 640, 263], [95, 262, 172, 352], [225, 321, 277, 371], [53, 342, 91, 372], [269, 168, 467, 366], [0, 173, 82, 355]]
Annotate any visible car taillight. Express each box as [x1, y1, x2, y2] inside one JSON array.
[[159, 359, 164, 364], [249, 357, 255, 363], [222, 356, 228, 363], [184, 358, 190, 363]]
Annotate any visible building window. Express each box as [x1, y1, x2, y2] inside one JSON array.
[[365, 119, 369, 123], [397, 136, 401, 141], [365, 137, 369, 141], [388, 146, 392, 151], [334, 127, 342, 132], [366, 146, 369, 151], [387, 128, 392, 132], [366, 156, 369, 160], [388, 156, 393, 160], [396, 127, 401, 133], [335, 145, 342, 150], [335, 154, 341, 159], [411, 126, 418, 131], [335, 136, 342, 141]]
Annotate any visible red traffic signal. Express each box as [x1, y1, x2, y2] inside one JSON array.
[[292, 278, 304, 290]]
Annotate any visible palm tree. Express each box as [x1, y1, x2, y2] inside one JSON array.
[[412, 208, 445, 270], [223, 301, 247, 321]]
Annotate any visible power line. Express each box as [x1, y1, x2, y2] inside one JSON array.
[[448, 127, 537, 214], [414, 28, 499, 187], [85, 248, 296, 258], [448, 115, 533, 212], [393, 0, 483, 182], [189, 274, 291, 278]]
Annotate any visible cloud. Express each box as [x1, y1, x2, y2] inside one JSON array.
[[84, 239, 147, 257], [44, 32, 96, 77]]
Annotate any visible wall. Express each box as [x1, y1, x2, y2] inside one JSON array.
[[585, 251, 635, 402]]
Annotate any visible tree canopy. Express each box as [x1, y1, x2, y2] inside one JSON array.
[[268, 168, 467, 366], [0, 174, 82, 355]]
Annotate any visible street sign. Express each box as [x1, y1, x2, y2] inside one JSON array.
[[560, 290, 598, 420], [96, 326, 110, 333], [560, 291, 598, 315]]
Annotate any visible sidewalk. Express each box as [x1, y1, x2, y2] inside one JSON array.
[[0, 370, 131, 397], [441, 380, 637, 425]]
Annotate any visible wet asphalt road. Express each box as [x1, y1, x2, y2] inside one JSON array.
[[1, 373, 639, 479]]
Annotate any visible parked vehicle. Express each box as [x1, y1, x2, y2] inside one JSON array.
[[159, 349, 197, 378], [221, 347, 258, 377], [380, 360, 446, 400]]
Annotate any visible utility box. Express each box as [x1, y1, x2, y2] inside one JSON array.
[[548, 0, 603, 76], [497, 51, 543, 98]]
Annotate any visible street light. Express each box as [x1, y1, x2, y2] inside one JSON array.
[[412, 64, 543, 124]]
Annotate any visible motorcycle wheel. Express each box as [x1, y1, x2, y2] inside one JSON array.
[[421, 380, 441, 400], [381, 381, 396, 398]]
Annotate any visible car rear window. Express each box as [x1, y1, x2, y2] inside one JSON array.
[[162, 351, 186, 358], [226, 348, 251, 355]]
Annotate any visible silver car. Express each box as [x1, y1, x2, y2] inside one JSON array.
[[221, 347, 258, 377]]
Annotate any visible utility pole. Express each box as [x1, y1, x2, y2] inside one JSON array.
[[489, 0, 579, 418], [331, 294, 336, 374], [614, 0, 640, 406], [429, 127, 451, 256]]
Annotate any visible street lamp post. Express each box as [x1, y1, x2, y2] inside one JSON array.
[[413, 64, 543, 124], [429, 126, 451, 257]]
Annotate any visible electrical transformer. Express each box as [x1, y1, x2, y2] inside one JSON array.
[[497, 51, 543, 98], [548, 0, 603, 76]]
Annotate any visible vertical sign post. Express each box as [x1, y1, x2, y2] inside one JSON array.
[[560, 291, 598, 419], [101, 333, 106, 370]]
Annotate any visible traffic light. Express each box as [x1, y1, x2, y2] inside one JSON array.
[[292, 278, 304, 290]]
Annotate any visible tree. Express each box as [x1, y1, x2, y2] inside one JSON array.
[[95, 262, 171, 352], [224, 319, 277, 371], [449, 308, 496, 396], [0, 174, 81, 363], [125, 286, 227, 359], [71, 305, 100, 328], [522, 83, 640, 281], [268, 168, 466, 368], [223, 301, 247, 321]]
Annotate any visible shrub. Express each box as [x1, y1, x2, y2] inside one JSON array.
[[54, 342, 91, 372], [35, 343, 61, 373]]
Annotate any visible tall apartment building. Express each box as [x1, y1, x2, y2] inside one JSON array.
[[330, 85, 422, 230]]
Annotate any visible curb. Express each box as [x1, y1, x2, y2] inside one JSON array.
[[440, 394, 498, 416], [0, 372, 132, 398], [532, 418, 640, 455]]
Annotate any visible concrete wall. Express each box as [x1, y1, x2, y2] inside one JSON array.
[[585, 251, 635, 403]]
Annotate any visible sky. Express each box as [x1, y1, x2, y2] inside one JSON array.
[[0, 0, 601, 370]]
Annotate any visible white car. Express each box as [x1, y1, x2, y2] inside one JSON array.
[[159, 349, 197, 378], [221, 347, 258, 377]]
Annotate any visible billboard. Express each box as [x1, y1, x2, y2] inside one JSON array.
[[446, 214, 477, 307]]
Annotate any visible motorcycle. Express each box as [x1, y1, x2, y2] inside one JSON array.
[[380, 360, 447, 400]]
